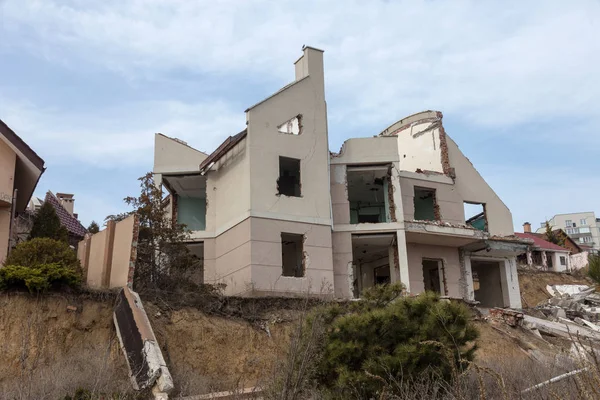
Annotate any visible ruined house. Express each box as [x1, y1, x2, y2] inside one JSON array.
[[153, 46, 528, 308]]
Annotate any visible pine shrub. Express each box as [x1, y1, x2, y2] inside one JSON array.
[[0, 264, 81, 292], [5, 237, 80, 269], [588, 254, 600, 284], [1, 238, 82, 292], [313, 284, 479, 398]]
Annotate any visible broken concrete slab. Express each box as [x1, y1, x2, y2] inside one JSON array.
[[523, 315, 600, 342], [114, 287, 174, 397]]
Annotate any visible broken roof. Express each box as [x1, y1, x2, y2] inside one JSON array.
[[44, 191, 87, 238], [515, 232, 568, 252], [199, 129, 247, 173]]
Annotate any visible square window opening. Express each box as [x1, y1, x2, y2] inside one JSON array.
[[414, 187, 438, 221], [464, 202, 487, 231], [281, 233, 304, 277], [278, 157, 301, 197]]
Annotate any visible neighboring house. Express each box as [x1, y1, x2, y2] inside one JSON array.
[[43, 191, 87, 248], [153, 46, 528, 308], [536, 212, 600, 254], [0, 119, 45, 263], [515, 232, 571, 272]]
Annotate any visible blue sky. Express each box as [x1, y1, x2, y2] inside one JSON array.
[[1, 0, 599, 231]]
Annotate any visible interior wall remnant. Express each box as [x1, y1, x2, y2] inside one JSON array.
[[177, 195, 206, 231], [413, 187, 439, 221], [277, 157, 301, 197], [471, 260, 505, 308], [386, 166, 397, 222], [277, 115, 302, 135], [281, 233, 304, 277]]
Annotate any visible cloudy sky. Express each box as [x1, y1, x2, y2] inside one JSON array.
[[1, 0, 599, 230]]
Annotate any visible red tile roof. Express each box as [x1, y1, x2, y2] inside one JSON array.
[[44, 191, 87, 238], [515, 232, 568, 252]]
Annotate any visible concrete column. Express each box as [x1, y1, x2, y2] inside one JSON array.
[[101, 220, 116, 288], [460, 252, 475, 302], [541, 251, 548, 270], [526, 249, 533, 266], [501, 257, 522, 308], [394, 229, 411, 293]]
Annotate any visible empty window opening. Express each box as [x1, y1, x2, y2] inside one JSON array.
[[277, 115, 302, 135], [282, 233, 304, 277], [464, 202, 487, 231], [414, 187, 438, 221], [278, 157, 301, 197], [471, 260, 505, 308], [422, 259, 444, 294], [560, 256, 567, 266], [164, 174, 207, 231], [347, 166, 391, 224], [351, 233, 394, 297]]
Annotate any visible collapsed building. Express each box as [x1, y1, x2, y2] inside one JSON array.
[[153, 46, 528, 308]]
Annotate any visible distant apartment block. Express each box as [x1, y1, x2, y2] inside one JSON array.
[[537, 212, 600, 254], [153, 46, 529, 308]]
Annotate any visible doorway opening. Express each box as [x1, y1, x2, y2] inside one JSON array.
[[422, 259, 445, 294], [471, 260, 505, 307], [351, 233, 395, 297]]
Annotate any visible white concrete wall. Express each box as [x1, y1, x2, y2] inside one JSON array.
[[446, 137, 514, 236], [246, 48, 331, 226], [207, 139, 251, 234], [153, 134, 207, 174], [396, 122, 444, 173], [550, 251, 570, 272], [405, 244, 462, 298], [249, 218, 334, 297], [570, 251, 589, 271]]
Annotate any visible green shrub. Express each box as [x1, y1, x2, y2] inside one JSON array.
[[1, 238, 82, 292], [588, 254, 600, 284], [0, 263, 81, 292], [30, 201, 69, 242], [313, 284, 479, 399], [5, 237, 80, 269]]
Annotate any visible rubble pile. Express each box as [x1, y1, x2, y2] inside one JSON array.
[[537, 285, 600, 323]]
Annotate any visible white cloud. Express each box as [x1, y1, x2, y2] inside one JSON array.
[[2, 0, 599, 129], [0, 97, 244, 167]]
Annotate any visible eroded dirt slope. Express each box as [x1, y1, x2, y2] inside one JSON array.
[[518, 270, 593, 308]]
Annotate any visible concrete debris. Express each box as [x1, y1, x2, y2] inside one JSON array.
[[546, 284, 591, 298], [66, 305, 77, 312], [536, 284, 600, 324], [489, 308, 524, 327]]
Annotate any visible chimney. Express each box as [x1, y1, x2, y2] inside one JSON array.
[[294, 45, 324, 90], [523, 222, 531, 233], [56, 193, 75, 216]]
